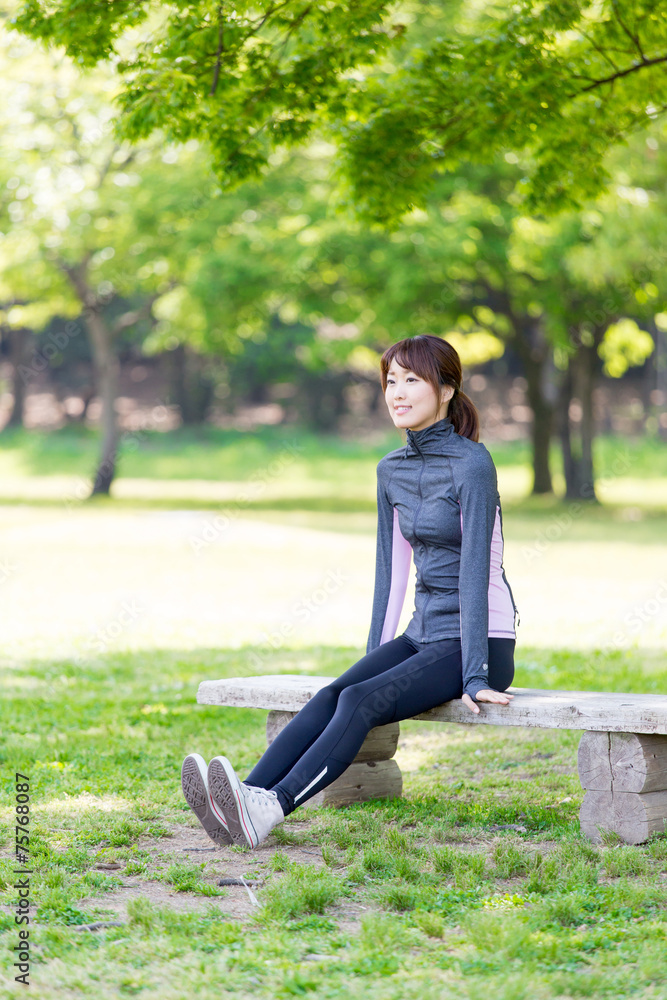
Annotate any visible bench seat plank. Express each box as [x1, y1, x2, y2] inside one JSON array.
[[196, 675, 667, 734]]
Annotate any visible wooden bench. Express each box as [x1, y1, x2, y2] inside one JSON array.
[[197, 675, 667, 846]]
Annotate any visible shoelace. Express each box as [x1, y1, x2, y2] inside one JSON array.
[[243, 784, 278, 806]]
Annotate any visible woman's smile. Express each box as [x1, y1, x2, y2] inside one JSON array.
[[386, 361, 452, 431]]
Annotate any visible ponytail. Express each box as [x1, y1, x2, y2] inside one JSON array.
[[448, 386, 479, 442]]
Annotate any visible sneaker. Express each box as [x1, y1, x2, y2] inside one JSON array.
[[181, 753, 233, 846], [208, 755, 284, 849]]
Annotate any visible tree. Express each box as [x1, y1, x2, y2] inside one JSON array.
[[14, 0, 667, 217], [0, 323, 34, 428], [340, 0, 667, 221], [0, 208, 81, 431], [7, 3, 665, 497], [12, 0, 399, 189], [0, 34, 266, 488]]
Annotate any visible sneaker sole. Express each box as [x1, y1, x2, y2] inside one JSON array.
[[208, 756, 258, 848], [181, 754, 233, 846]]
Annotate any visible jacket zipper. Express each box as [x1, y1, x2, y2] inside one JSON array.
[[410, 436, 431, 641], [407, 428, 519, 638]]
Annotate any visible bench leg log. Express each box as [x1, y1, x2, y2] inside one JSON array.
[[266, 710, 403, 808], [578, 731, 667, 844]]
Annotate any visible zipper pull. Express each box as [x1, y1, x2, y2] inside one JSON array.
[[514, 606, 521, 628]]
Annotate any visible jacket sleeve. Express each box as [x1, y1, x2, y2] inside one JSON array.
[[456, 445, 499, 700], [366, 462, 412, 654]]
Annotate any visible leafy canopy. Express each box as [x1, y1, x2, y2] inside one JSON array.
[[11, 0, 667, 222], [12, 0, 400, 189]]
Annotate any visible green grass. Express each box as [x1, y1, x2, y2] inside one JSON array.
[[0, 428, 666, 997], [1, 642, 666, 997], [0, 422, 389, 484], [1, 422, 666, 478], [0, 424, 666, 512]]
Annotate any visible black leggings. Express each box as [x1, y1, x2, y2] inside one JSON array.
[[244, 633, 515, 815]]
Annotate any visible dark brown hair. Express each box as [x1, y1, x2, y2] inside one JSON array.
[[379, 334, 479, 442]]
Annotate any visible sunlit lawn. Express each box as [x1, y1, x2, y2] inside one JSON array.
[[1, 424, 667, 508], [0, 426, 666, 998]]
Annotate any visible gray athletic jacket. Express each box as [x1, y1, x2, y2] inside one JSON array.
[[367, 415, 519, 700]]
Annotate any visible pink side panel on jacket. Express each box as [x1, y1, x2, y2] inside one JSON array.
[[488, 505, 516, 636], [379, 507, 413, 644], [459, 504, 515, 638], [380, 503, 515, 645]]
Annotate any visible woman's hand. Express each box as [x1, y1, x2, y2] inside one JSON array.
[[461, 689, 514, 715]]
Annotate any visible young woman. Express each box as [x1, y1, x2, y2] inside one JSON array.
[[181, 334, 519, 850]]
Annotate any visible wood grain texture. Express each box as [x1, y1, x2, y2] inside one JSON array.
[[578, 731, 612, 790], [578, 731, 667, 793], [579, 789, 667, 844], [197, 675, 667, 734], [609, 733, 667, 793], [266, 710, 399, 762]]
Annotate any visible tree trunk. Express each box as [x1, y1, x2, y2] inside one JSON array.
[[640, 318, 655, 429], [62, 259, 120, 496], [649, 318, 667, 441], [86, 308, 120, 495], [579, 342, 597, 498], [557, 336, 600, 503], [507, 320, 555, 495], [526, 378, 554, 495], [557, 360, 575, 497], [297, 371, 350, 431], [4, 327, 34, 429], [186, 346, 215, 423], [168, 343, 215, 424], [168, 343, 187, 418]]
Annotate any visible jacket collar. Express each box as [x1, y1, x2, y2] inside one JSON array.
[[404, 416, 455, 457]]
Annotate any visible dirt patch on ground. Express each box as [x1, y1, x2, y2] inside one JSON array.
[[14, 820, 570, 933], [0, 817, 369, 934], [74, 820, 331, 926]]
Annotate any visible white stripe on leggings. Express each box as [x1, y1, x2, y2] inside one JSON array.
[[294, 766, 328, 803]]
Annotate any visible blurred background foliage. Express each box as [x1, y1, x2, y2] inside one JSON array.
[[0, 0, 665, 500]]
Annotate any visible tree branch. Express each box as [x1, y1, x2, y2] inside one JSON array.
[[577, 52, 667, 93], [577, 29, 621, 76], [95, 145, 120, 190], [0, 298, 30, 309], [110, 284, 177, 337], [57, 253, 96, 307], [244, 1, 291, 41], [241, 4, 314, 116], [209, 6, 225, 96], [610, 0, 646, 62]]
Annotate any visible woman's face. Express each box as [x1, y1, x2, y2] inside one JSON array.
[[385, 362, 453, 432]]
